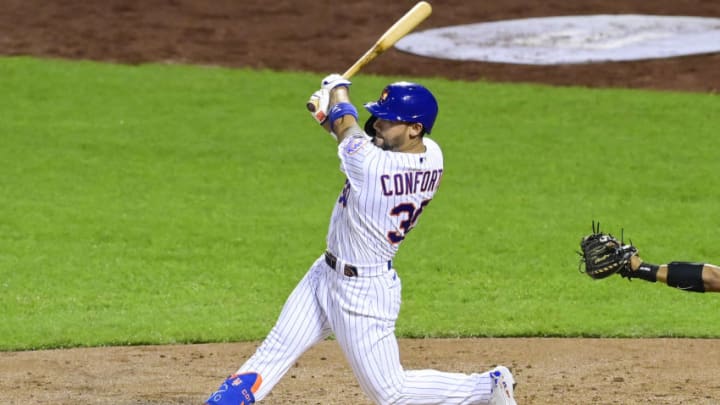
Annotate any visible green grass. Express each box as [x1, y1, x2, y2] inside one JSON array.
[[1, 57, 719, 350]]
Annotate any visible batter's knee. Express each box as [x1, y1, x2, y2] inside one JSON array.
[[358, 381, 402, 405]]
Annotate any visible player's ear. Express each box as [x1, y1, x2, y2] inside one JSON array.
[[408, 122, 424, 137]]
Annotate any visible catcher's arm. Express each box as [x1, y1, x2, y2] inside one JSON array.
[[578, 224, 636, 279], [580, 223, 720, 292]]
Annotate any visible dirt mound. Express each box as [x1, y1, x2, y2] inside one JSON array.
[[2, 0, 719, 92]]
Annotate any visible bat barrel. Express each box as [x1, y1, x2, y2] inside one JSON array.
[[305, 1, 431, 113]]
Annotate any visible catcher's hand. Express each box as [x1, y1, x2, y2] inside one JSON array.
[[578, 222, 637, 279]]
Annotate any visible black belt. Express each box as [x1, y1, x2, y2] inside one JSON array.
[[325, 251, 359, 277]]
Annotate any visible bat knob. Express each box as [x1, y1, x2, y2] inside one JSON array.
[[306, 102, 317, 112]]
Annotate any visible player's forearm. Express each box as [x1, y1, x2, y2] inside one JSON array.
[[328, 87, 360, 143]]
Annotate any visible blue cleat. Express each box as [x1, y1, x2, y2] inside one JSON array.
[[205, 372, 262, 405]]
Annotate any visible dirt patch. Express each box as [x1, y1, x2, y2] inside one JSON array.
[[2, 1, 720, 404], [2, 338, 720, 404], [2, 0, 719, 92]]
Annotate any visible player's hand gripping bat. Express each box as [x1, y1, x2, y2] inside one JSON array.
[[307, 1, 432, 112]]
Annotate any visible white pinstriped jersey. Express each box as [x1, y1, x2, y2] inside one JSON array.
[[326, 130, 443, 265]]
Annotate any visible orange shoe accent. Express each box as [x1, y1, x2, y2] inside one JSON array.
[[251, 374, 263, 393], [229, 372, 262, 394]]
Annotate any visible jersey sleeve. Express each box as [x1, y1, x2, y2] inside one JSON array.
[[336, 127, 376, 191]]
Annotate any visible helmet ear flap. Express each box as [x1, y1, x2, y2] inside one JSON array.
[[364, 115, 378, 137]]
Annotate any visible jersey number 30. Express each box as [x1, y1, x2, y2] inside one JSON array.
[[387, 199, 431, 244]]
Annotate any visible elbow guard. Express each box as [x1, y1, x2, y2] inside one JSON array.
[[666, 262, 705, 293]]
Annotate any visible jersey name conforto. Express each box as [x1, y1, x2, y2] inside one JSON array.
[[380, 169, 443, 196]]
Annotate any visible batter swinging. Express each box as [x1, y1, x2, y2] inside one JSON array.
[[205, 75, 517, 405]]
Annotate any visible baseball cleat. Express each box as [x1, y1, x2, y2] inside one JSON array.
[[489, 365, 517, 405], [205, 372, 262, 405]]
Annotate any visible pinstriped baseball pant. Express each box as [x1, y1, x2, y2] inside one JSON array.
[[238, 255, 495, 404]]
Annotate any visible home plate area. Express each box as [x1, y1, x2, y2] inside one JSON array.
[[395, 15, 720, 65]]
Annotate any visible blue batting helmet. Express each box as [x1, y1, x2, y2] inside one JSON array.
[[364, 82, 439, 134]]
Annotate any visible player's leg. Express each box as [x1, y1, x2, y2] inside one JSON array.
[[329, 268, 508, 404], [206, 256, 333, 404]]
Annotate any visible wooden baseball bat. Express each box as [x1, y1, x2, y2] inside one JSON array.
[[307, 1, 432, 112], [342, 1, 432, 78]]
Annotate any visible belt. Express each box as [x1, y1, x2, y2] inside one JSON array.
[[324, 251, 392, 278], [325, 251, 358, 277]]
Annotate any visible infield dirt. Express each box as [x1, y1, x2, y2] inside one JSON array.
[[1, 1, 719, 404]]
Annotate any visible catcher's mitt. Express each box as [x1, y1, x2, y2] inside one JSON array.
[[578, 222, 637, 279]]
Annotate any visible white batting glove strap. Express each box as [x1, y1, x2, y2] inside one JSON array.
[[308, 88, 330, 124], [321, 73, 351, 91]]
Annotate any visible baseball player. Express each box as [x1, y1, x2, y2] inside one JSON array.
[[205, 75, 517, 405], [623, 252, 720, 293]]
